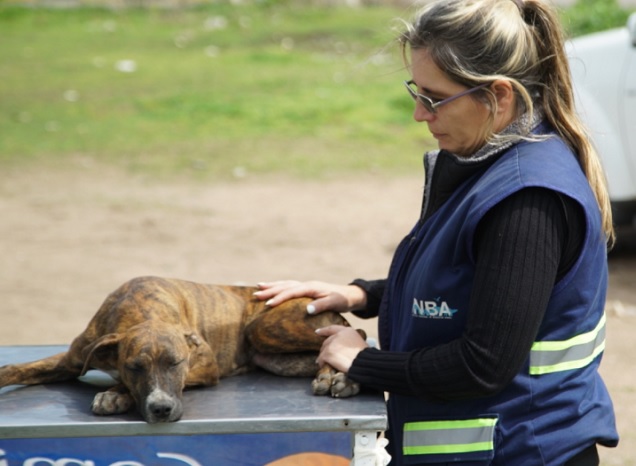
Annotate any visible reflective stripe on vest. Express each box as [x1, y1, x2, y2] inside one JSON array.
[[529, 313, 606, 375], [403, 418, 497, 456]]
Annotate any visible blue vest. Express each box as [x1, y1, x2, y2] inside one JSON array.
[[380, 136, 618, 465]]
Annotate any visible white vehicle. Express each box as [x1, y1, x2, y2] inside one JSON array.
[[566, 13, 636, 228]]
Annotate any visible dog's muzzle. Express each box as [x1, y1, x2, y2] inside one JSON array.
[[143, 388, 183, 423]]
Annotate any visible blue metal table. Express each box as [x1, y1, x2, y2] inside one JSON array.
[[0, 345, 388, 465]]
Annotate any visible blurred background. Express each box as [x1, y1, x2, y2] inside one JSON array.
[[1, 0, 635, 464]]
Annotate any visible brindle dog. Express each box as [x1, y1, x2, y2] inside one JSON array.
[[0, 276, 363, 423]]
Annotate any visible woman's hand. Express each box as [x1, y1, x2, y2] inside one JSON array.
[[315, 325, 368, 373], [254, 280, 367, 314]]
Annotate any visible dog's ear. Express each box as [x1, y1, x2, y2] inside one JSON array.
[[183, 332, 219, 387], [80, 333, 123, 376]]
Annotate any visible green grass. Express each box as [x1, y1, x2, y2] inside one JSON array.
[[560, 0, 633, 37], [1, 1, 632, 180], [0, 4, 427, 179]]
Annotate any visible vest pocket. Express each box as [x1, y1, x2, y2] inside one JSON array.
[[402, 416, 498, 464]]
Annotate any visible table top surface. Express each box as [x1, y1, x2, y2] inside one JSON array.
[[0, 345, 387, 439]]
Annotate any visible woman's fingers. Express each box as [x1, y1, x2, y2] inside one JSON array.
[[315, 325, 368, 372], [253, 281, 366, 314]]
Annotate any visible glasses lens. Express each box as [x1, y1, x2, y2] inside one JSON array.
[[404, 81, 435, 113]]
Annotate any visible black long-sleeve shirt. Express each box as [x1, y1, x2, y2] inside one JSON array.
[[347, 185, 585, 401]]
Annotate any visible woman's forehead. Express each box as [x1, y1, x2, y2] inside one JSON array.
[[409, 49, 455, 89]]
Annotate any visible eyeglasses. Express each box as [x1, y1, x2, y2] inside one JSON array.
[[404, 80, 489, 114]]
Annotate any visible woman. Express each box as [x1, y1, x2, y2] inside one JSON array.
[[255, 0, 619, 464]]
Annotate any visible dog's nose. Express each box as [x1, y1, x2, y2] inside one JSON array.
[[144, 388, 182, 423], [150, 400, 174, 420]]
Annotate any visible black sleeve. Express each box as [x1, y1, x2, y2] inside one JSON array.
[[348, 188, 584, 400], [349, 278, 386, 318]]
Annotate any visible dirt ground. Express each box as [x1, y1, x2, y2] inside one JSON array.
[[1, 165, 635, 465]]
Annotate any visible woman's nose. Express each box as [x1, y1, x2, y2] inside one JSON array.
[[413, 102, 435, 122]]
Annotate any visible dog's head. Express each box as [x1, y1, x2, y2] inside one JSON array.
[[81, 321, 206, 423]]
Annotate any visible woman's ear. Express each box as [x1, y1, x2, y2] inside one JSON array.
[[490, 79, 517, 130], [491, 79, 515, 113]]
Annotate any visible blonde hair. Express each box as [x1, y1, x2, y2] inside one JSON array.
[[399, 0, 614, 246]]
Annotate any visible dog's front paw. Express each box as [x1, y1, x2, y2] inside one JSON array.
[[91, 390, 134, 415], [330, 372, 360, 398]]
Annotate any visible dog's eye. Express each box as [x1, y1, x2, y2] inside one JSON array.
[[170, 359, 186, 368], [125, 363, 145, 373]]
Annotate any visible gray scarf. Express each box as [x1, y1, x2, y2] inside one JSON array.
[[422, 108, 546, 213]]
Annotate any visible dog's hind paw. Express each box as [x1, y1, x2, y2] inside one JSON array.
[[91, 389, 134, 415], [311, 371, 332, 396], [311, 370, 360, 398], [329, 372, 360, 398]]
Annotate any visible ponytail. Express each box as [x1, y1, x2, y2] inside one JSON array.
[[522, 0, 615, 246]]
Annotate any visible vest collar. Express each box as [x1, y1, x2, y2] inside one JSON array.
[[421, 109, 545, 221]]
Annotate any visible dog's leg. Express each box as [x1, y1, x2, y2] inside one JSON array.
[[252, 352, 360, 397], [245, 301, 362, 398], [252, 352, 318, 377], [245, 300, 347, 353], [0, 352, 83, 388]]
